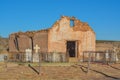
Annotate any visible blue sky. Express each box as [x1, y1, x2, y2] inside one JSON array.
[[0, 0, 120, 41]]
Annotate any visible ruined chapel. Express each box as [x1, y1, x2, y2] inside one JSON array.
[[9, 16, 96, 61]]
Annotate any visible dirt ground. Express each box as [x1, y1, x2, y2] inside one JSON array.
[[0, 62, 120, 80]]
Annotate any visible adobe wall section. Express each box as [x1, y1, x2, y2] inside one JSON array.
[[17, 34, 32, 52], [33, 31, 48, 52], [9, 34, 18, 52]]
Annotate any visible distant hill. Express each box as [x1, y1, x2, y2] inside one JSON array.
[[96, 40, 120, 50], [0, 37, 8, 53], [96, 40, 120, 43]]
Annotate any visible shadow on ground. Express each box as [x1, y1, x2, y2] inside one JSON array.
[[28, 64, 40, 75], [74, 64, 120, 80]]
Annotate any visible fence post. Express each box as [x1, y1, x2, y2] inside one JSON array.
[[38, 52, 41, 75], [4, 55, 7, 71], [83, 52, 84, 62], [87, 52, 91, 73]]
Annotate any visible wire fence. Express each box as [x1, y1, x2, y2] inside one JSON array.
[[83, 51, 119, 63], [0, 51, 119, 63], [7, 52, 68, 62]]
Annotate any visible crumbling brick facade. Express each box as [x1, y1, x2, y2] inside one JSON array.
[[9, 16, 96, 60]]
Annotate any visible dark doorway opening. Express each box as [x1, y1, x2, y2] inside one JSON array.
[[67, 41, 76, 57]]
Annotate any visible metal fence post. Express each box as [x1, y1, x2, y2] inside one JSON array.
[[87, 52, 91, 73]]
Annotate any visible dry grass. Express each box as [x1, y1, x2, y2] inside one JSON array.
[[0, 62, 120, 80]]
